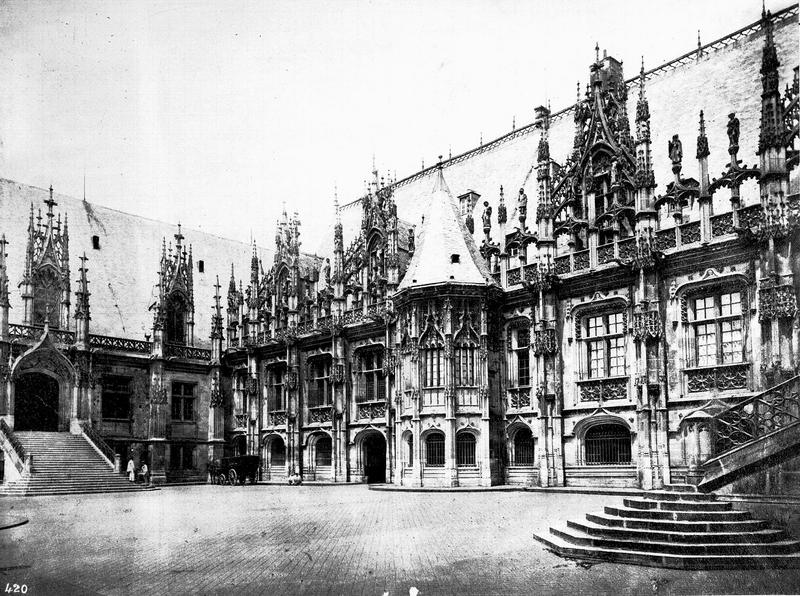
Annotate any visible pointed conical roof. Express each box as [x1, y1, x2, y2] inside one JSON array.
[[398, 168, 495, 290]]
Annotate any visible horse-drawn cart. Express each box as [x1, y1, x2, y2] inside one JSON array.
[[209, 455, 260, 485]]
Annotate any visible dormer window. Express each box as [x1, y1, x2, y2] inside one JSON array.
[[92, 235, 101, 250], [198, 260, 204, 273], [165, 294, 188, 345], [451, 254, 460, 264]]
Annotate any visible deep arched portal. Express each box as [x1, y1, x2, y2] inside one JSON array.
[[362, 432, 386, 483], [14, 372, 60, 431]]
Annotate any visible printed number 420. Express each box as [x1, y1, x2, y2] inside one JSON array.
[[4, 585, 28, 594]]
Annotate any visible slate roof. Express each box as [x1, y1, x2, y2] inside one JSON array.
[[0, 179, 272, 348], [398, 168, 495, 290]]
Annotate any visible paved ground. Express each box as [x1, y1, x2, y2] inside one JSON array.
[[1, 485, 799, 595]]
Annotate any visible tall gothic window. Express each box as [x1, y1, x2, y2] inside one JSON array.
[[33, 267, 61, 328], [267, 364, 286, 411], [101, 376, 131, 420], [165, 294, 187, 344], [307, 356, 332, 407], [453, 323, 479, 387], [171, 382, 195, 422], [510, 325, 530, 387], [583, 312, 626, 378], [315, 436, 332, 467], [690, 291, 743, 367], [420, 325, 444, 388], [356, 349, 384, 403]]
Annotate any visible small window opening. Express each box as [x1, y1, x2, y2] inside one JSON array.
[[92, 235, 100, 250], [451, 254, 460, 264], [198, 260, 205, 273]]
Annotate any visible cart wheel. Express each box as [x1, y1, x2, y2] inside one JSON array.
[[217, 473, 227, 485], [228, 469, 238, 485]]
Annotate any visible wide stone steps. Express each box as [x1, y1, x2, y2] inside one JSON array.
[[2, 431, 150, 497], [534, 483, 800, 569]]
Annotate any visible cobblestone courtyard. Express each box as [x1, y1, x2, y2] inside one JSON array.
[[1, 485, 799, 595]]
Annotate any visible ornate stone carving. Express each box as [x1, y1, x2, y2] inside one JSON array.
[[759, 284, 798, 321]]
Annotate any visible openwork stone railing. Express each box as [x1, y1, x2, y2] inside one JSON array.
[[89, 334, 152, 354], [711, 212, 735, 237], [597, 243, 615, 265], [706, 374, 799, 454], [679, 221, 701, 244], [357, 401, 386, 420], [165, 343, 212, 361], [269, 411, 287, 426], [573, 250, 590, 271], [507, 267, 522, 285], [508, 388, 531, 409], [366, 302, 386, 319], [309, 406, 333, 423], [554, 255, 570, 275], [234, 413, 248, 429], [0, 419, 29, 473], [577, 377, 628, 402], [9, 324, 75, 345], [654, 228, 677, 251], [686, 362, 749, 393], [80, 422, 116, 466]]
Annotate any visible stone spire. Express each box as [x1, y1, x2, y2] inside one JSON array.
[[758, 9, 784, 156], [74, 253, 91, 348]]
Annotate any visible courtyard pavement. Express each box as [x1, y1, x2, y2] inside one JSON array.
[[1, 484, 799, 595]]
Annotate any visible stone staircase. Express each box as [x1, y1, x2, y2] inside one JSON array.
[[534, 484, 800, 569], [2, 431, 149, 496]]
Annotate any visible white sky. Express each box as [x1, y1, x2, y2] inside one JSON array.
[[0, 0, 786, 253]]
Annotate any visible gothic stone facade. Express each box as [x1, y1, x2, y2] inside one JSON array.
[[1, 7, 799, 489]]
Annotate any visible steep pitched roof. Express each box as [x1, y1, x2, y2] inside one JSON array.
[[398, 168, 495, 290]]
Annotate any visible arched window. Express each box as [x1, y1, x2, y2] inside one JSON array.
[[33, 267, 62, 328], [315, 436, 332, 467], [425, 432, 445, 467], [405, 434, 413, 465], [165, 294, 187, 345], [270, 438, 286, 468], [584, 424, 631, 465], [456, 433, 476, 467], [514, 427, 535, 465], [420, 325, 444, 388]]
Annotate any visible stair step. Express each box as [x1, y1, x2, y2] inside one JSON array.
[[623, 498, 733, 512], [662, 484, 699, 493], [641, 491, 717, 502], [550, 526, 800, 556], [604, 506, 750, 522], [568, 520, 788, 544], [533, 531, 800, 570], [4, 431, 135, 496], [585, 512, 770, 533]]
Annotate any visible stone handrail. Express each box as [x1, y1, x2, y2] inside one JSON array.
[[80, 422, 116, 469], [0, 419, 31, 474]]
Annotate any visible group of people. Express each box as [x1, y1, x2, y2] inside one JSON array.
[[126, 458, 150, 485]]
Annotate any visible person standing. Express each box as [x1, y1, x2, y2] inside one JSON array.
[[140, 462, 149, 486], [126, 457, 135, 482]]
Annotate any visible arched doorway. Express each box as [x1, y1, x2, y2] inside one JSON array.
[[362, 432, 386, 483], [233, 434, 247, 456], [15, 372, 59, 431]]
